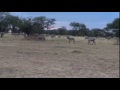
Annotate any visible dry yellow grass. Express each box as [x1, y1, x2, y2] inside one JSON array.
[[0, 34, 119, 78]]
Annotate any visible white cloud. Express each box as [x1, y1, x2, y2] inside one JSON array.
[[51, 21, 71, 30], [85, 22, 108, 29], [52, 21, 108, 30]]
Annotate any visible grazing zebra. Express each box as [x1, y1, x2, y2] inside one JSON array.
[[67, 36, 75, 44], [106, 36, 111, 40], [23, 33, 27, 38], [38, 34, 46, 41], [0, 32, 4, 38], [51, 35, 56, 38], [58, 35, 61, 38], [12, 33, 20, 37], [87, 37, 96, 45], [46, 34, 50, 37], [116, 37, 119, 45]]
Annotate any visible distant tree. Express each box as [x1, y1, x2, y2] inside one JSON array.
[[19, 16, 56, 37], [105, 18, 119, 37], [57, 26, 67, 35], [4, 15, 22, 33], [71, 30, 78, 36], [78, 28, 89, 36], [0, 12, 10, 33], [89, 28, 105, 37], [70, 22, 81, 30], [0, 12, 9, 21], [45, 18, 56, 30], [45, 29, 58, 35], [19, 18, 33, 36], [70, 22, 89, 36]]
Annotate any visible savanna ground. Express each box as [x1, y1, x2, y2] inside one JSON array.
[[0, 34, 119, 78]]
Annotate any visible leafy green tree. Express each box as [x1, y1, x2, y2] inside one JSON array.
[[70, 22, 88, 36], [57, 26, 67, 35], [0, 12, 10, 33], [5, 15, 22, 33], [105, 18, 119, 37], [70, 22, 81, 30], [45, 18, 56, 30], [19, 16, 56, 36]]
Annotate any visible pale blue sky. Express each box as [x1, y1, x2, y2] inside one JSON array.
[[10, 12, 119, 30]]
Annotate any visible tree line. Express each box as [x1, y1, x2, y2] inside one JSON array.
[[0, 12, 119, 38]]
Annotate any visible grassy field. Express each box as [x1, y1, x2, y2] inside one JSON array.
[[0, 34, 119, 78]]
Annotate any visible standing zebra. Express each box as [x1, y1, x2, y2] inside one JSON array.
[[85, 36, 88, 40], [58, 35, 61, 38], [86, 37, 96, 45], [67, 36, 75, 44], [51, 35, 56, 38], [106, 36, 111, 40], [115, 37, 119, 45]]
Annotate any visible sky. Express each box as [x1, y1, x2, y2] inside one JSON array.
[[10, 12, 119, 30]]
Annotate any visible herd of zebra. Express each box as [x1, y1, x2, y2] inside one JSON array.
[[0, 32, 119, 45], [24, 34, 120, 45], [39, 35, 119, 45]]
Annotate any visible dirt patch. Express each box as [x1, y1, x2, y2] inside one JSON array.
[[72, 50, 82, 53]]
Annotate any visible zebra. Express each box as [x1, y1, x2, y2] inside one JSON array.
[[58, 35, 61, 38], [38, 34, 46, 41], [86, 37, 96, 45], [0, 32, 4, 38], [115, 37, 119, 45], [12, 33, 20, 37], [106, 36, 111, 40], [46, 34, 50, 37], [85, 36, 88, 40], [51, 35, 56, 38], [67, 36, 75, 44]]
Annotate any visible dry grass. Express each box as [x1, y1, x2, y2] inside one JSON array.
[[0, 34, 119, 78]]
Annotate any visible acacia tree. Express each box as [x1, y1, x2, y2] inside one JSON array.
[[19, 18, 33, 36], [0, 12, 10, 33], [45, 18, 56, 30], [70, 22, 89, 36], [89, 28, 106, 37], [105, 18, 119, 37], [32, 16, 56, 34], [70, 22, 81, 30], [19, 16, 56, 37], [57, 26, 67, 35], [0, 12, 9, 21], [4, 15, 22, 34]]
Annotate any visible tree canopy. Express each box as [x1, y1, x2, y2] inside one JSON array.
[[0, 12, 119, 38]]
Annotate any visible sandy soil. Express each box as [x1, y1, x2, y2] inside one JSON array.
[[0, 34, 119, 78]]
